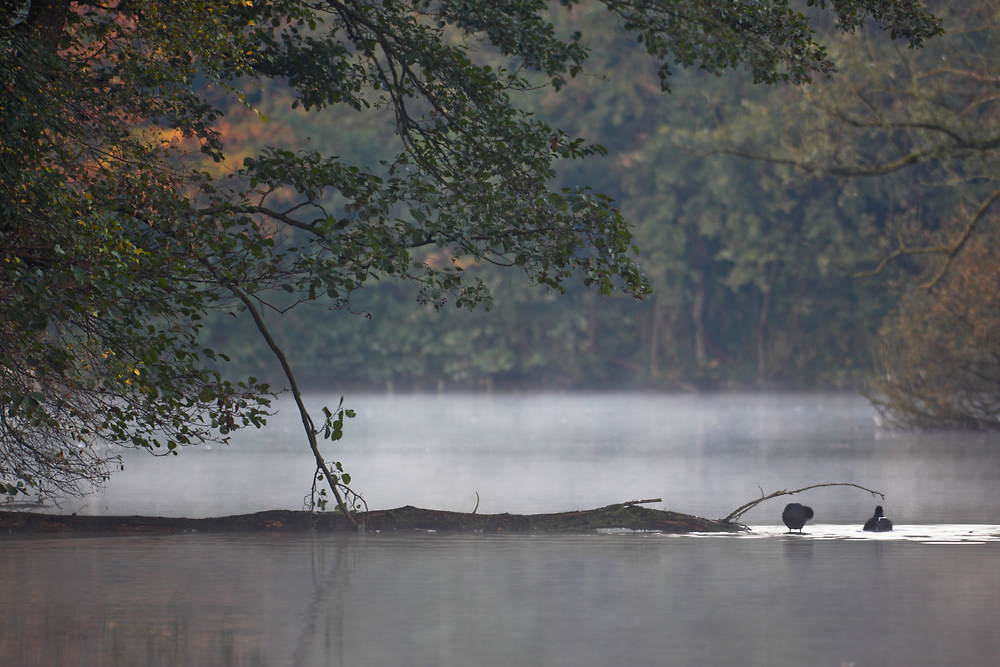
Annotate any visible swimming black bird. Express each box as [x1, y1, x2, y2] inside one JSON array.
[[863, 505, 893, 532], [781, 503, 814, 533]]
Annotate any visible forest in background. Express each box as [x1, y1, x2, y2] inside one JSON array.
[[198, 2, 997, 395], [9, 0, 979, 509]]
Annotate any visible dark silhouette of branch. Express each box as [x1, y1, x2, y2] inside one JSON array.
[[720, 482, 885, 524], [196, 256, 357, 524]]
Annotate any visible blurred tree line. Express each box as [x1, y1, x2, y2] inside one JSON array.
[[204, 1, 998, 400], [3, 0, 958, 506]]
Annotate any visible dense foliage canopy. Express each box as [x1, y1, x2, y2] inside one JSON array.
[[1, 0, 940, 504], [206, 2, 952, 393], [717, 1, 1000, 426]]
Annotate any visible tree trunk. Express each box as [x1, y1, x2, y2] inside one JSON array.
[[692, 269, 707, 368], [648, 294, 661, 382], [24, 0, 69, 49], [0, 503, 744, 534], [757, 286, 771, 388]]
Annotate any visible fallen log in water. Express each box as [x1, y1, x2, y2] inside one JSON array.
[[0, 502, 743, 535]]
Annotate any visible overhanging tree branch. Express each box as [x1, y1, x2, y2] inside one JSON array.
[[196, 251, 357, 523], [228, 282, 358, 524]]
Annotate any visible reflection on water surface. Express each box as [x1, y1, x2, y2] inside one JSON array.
[[2, 531, 999, 667], [749, 523, 1000, 543], [4, 393, 1000, 666]]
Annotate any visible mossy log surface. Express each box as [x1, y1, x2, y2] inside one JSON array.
[[0, 503, 743, 536]]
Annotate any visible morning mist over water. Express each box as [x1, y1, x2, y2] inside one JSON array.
[[78, 392, 1000, 526], [8, 392, 1000, 667]]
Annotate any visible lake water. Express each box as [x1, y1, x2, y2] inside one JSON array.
[[3, 393, 1000, 666]]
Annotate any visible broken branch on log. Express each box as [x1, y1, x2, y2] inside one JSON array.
[[720, 483, 885, 524]]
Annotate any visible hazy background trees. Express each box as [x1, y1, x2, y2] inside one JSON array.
[[5, 0, 945, 503], [202, 2, 966, 396], [207, 0, 1000, 433], [716, 1, 1000, 426]]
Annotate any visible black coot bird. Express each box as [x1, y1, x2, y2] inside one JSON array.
[[863, 505, 893, 532], [781, 503, 814, 533]]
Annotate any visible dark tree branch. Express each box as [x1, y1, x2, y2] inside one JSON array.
[[196, 254, 357, 524], [720, 482, 885, 524]]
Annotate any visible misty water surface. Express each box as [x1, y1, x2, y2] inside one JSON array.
[[74, 392, 1000, 525], [3, 393, 999, 666]]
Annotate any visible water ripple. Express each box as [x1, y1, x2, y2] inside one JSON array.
[[727, 524, 1000, 543]]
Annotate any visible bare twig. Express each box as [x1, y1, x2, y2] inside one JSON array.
[[623, 498, 662, 506], [719, 483, 884, 523], [472, 491, 480, 515]]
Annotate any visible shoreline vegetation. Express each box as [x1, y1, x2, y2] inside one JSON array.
[[0, 502, 742, 536]]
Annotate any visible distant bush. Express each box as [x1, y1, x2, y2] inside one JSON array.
[[867, 233, 1000, 429]]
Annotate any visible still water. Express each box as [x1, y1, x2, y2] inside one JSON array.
[[3, 393, 1000, 666]]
